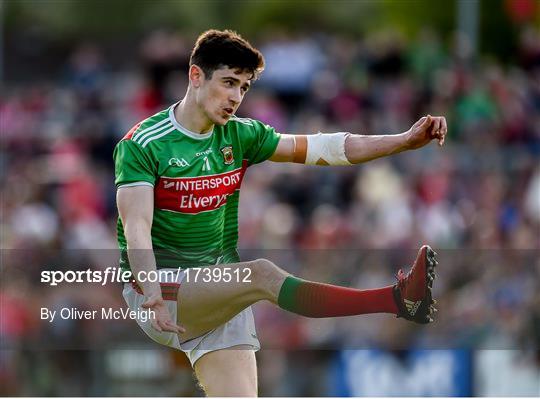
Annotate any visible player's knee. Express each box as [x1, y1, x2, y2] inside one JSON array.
[[251, 258, 279, 280], [249, 258, 286, 297]]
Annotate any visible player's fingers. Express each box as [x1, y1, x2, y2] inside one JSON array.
[[158, 319, 173, 333], [174, 322, 186, 333], [431, 117, 441, 138], [422, 115, 432, 129], [441, 117, 448, 135], [167, 321, 185, 334], [438, 118, 447, 146], [439, 134, 446, 147], [162, 320, 184, 334], [413, 116, 427, 129], [151, 320, 163, 332]]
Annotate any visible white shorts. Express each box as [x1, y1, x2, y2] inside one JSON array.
[[122, 268, 260, 366]]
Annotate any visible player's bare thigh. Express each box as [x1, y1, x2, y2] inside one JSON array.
[[194, 345, 258, 397], [177, 259, 288, 340]]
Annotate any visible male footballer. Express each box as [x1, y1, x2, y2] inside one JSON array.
[[114, 29, 447, 396]]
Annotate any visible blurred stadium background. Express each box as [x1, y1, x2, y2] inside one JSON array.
[[1, 0, 540, 396]]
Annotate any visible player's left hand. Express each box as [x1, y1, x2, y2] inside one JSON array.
[[142, 294, 186, 334], [405, 115, 447, 149]]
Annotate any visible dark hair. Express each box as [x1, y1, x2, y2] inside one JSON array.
[[190, 29, 265, 80]]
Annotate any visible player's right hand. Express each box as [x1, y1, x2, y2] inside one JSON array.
[[142, 294, 186, 334], [406, 115, 447, 149]]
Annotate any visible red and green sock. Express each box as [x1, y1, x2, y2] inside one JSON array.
[[277, 276, 398, 318]]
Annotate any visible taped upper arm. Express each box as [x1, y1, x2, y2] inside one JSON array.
[[268, 133, 351, 165]]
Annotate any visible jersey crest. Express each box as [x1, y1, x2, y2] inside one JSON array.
[[221, 146, 234, 165]]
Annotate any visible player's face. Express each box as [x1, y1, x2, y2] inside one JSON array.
[[197, 67, 252, 125]]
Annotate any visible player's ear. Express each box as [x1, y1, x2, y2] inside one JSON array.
[[189, 65, 204, 88]]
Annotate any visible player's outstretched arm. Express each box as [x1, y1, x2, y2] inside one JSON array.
[[117, 185, 185, 334], [269, 115, 447, 165]]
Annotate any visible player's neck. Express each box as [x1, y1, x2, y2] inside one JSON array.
[[174, 96, 214, 134]]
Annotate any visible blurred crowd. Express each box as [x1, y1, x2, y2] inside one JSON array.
[[1, 26, 540, 395]]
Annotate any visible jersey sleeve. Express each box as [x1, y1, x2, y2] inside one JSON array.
[[113, 139, 157, 187], [242, 119, 281, 166]]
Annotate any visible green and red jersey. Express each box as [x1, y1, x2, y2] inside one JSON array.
[[114, 103, 281, 270]]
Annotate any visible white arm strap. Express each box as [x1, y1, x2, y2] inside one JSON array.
[[305, 132, 352, 165]]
